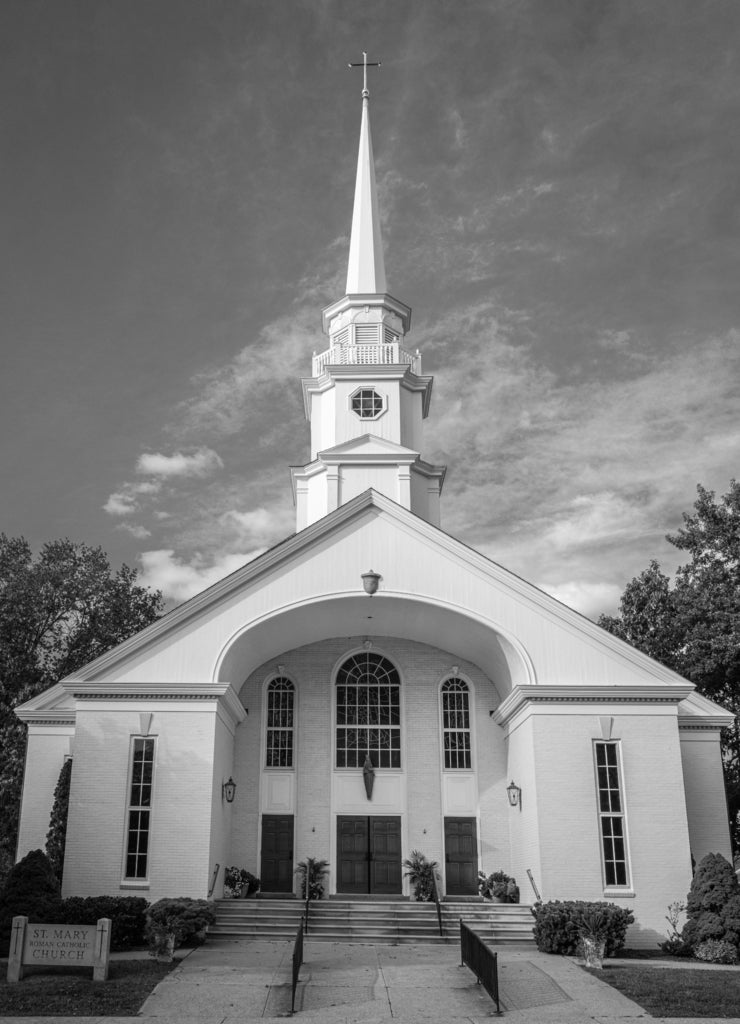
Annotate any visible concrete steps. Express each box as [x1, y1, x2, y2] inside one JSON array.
[[211, 898, 534, 945]]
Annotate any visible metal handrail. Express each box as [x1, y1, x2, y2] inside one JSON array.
[[460, 919, 501, 1015], [290, 922, 303, 1014], [431, 869, 444, 937], [526, 868, 542, 902], [207, 863, 220, 898], [304, 890, 311, 935]]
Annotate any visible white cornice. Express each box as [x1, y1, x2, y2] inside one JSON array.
[[16, 710, 77, 725], [321, 293, 412, 334], [678, 719, 732, 731], [493, 683, 695, 728], [62, 681, 246, 726]]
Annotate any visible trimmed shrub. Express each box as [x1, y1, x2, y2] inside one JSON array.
[[58, 896, 149, 951], [682, 853, 740, 953], [531, 900, 634, 957], [0, 849, 61, 955], [694, 939, 739, 965], [145, 898, 216, 954]]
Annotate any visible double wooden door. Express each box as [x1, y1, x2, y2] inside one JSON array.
[[337, 815, 402, 894]]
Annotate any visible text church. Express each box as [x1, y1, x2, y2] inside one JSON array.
[[16, 62, 733, 946]]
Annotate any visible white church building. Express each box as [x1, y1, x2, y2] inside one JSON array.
[[16, 70, 733, 946]]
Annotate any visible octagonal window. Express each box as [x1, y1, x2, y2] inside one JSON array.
[[351, 387, 384, 419]]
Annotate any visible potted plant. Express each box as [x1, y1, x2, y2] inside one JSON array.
[[478, 870, 520, 903], [579, 910, 609, 968], [402, 850, 439, 901], [295, 857, 330, 900], [224, 866, 260, 898]]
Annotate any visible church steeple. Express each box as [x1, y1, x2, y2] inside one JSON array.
[[290, 57, 446, 531], [345, 60, 386, 294]]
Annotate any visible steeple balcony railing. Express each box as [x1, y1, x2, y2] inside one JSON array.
[[312, 342, 421, 376]]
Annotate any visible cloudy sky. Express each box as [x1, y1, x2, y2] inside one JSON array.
[[1, 0, 738, 618]]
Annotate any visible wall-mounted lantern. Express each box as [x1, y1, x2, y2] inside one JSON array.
[[361, 570, 381, 596], [506, 780, 521, 809], [222, 777, 237, 803]]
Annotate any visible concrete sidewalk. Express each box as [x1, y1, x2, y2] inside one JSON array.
[[3, 937, 740, 1023]]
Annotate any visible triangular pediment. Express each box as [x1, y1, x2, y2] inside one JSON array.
[[318, 433, 419, 460], [14, 489, 732, 730]]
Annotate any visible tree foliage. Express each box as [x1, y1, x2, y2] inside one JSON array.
[[0, 535, 163, 865], [598, 482, 740, 851], [0, 848, 60, 954]]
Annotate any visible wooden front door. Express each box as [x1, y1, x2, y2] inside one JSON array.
[[260, 814, 294, 892], [444, 817, 478, 895], [337, 816, 402, 894]]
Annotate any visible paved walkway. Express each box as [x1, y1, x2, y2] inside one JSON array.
[[4, 938, 740, 1023]]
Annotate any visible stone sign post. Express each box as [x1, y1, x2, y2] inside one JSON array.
[[7, 916, 112, 982]]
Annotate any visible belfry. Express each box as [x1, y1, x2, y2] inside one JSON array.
[[15, 60, 733, 947], [291, 64, 445, 529]]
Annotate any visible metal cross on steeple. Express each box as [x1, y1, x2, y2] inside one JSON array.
[[348, 52, 381, 98]]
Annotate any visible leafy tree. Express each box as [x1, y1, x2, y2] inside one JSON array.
[[0, 536, 163, 867], [46, 758, 73, 884], [599, 482, 740, 851]]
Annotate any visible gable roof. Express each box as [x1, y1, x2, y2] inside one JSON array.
[[12, 488, 733, 727]]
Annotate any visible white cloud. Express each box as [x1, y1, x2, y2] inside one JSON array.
[[136, 447, 224, 478], [423, 315, 739, 618], [222, 506, 294, 546], [538, 581, 623, 620], [138, 548, 265, 604], [117, 523, 152, 540], [103, 492, 137, 516]]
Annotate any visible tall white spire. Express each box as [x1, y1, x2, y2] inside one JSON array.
[[346, 56, 386, 295]]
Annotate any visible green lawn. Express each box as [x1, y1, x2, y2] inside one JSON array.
[[590, 963, 740, 1018], [0, 958, 176, 1016]]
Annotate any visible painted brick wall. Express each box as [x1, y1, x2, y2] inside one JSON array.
[[231, 635, 507, 895], [680, 730, 733, 863], [64, 705, 219, 901], [531, 710, 693, 947], [16, 726, 74, 860]]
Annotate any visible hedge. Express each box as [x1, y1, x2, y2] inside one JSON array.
[[531, 900, 634, 956]]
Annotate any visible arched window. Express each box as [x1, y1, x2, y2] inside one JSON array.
[[266, 677, 295, 768], [336, 652, 401, 768], [441, 678, 471, 770]]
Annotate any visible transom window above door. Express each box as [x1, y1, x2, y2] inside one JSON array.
[[336, 652, 401, 768]]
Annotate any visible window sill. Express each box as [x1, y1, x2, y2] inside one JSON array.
[[604, 888, 635, 898], [120, 881, 150, 890]]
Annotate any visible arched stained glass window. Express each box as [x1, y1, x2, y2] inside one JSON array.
[[336, 653, 401, 768], [266, 677, 295, 768], [441, 678, 471, 770]]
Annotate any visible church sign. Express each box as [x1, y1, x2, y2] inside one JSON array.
[[7, 915, 111, 982]]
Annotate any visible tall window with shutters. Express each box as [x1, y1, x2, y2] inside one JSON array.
[[124, 737, 155, 880], [266, 677, 295, 768], [441, 678, 472, 769], [594, 741, 630, 887]]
